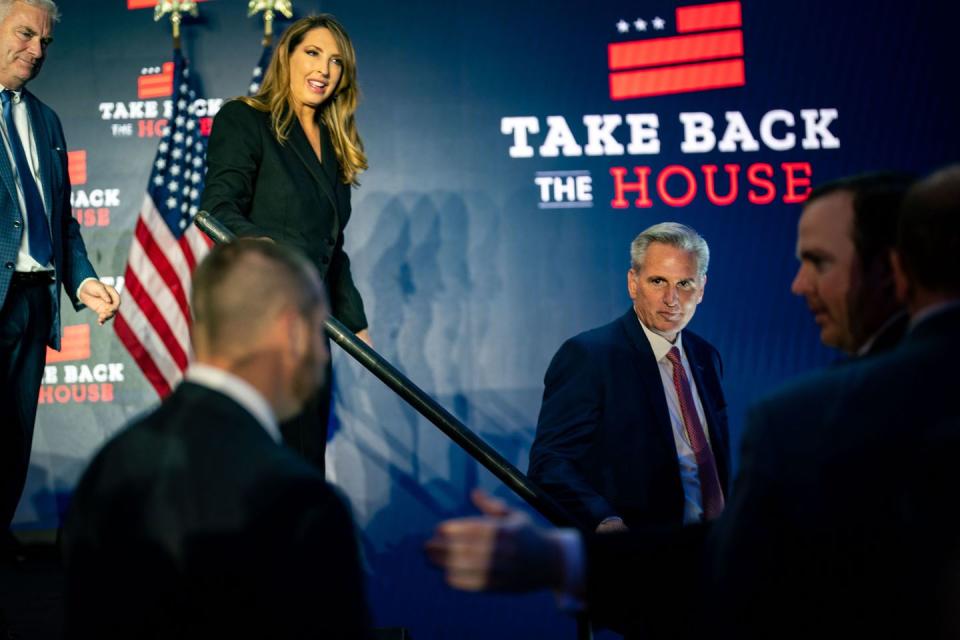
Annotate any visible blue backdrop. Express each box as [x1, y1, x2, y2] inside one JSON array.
[[17, 1, 959, 637]]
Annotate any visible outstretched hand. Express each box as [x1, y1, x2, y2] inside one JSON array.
[[425, 489, 565, 592], [78, 280, 120, 325]]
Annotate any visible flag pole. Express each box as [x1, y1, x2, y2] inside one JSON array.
[[153, 0, 200, 49], [248, 0, 294, 47]]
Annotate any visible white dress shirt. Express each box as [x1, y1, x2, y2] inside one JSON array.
[[638, 319, 713, 525], [184, 363, 282, 444]]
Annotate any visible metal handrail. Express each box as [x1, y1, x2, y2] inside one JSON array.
[[193, 211, 583, 529]]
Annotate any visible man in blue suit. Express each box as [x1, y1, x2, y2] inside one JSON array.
[[529, 223, 729, 535], [429, 165, 960, 639], [0, 0, 119, 547]]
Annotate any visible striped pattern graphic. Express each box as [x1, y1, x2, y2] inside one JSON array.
[[609, 1, 745, 100], [45, 324, 91, 363], [137, 62, 174, 99], [67, 150, 87, 186]]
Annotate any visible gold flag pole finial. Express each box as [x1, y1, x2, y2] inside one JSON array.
[[154, 0, 199, 47], [248, 0, 293, 46]]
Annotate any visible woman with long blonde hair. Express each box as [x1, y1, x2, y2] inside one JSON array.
[[202, 14, 371, 470]]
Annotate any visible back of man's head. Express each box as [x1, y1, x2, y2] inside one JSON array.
[[896, 165, 960, 303], [190, 239, 326, 363]]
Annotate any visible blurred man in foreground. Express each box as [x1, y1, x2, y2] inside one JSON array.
[[791, 172, 913, 356], [63, 240, 370, 639]]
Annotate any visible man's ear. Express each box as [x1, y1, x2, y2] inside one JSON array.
[[627, 269, 638, 300], [890, 249, 911, 306], [285, 309, 308, 360]]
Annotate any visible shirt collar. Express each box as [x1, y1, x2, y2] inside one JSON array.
[[909, 299, 960, 332], [855, 310, 907, 357], [637, 315, 683, 362], [0, 84, 23, 103], [184, 363, 282, 444]]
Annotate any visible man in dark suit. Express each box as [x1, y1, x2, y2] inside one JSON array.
[[62, 240, 369, 639], [428, 165, 960, 639], [791, 172, 914, 357], [529, 223, 729, 534], [0, 0, 119, 549]]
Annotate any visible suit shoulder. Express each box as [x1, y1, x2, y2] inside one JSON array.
[[23, 91, 64, 134], [24, 91, 58, 118], [214, 98, 268, 126], [564, 316, 625, 351]]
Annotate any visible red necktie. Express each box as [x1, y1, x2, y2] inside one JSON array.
[[666, 347, 725, 520]]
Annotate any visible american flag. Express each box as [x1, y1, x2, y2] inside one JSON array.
[[115, 49, 211, 398], [248, 44, 272, 96]]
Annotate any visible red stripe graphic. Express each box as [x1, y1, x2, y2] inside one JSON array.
[[610, 58, 745, 100], [128, 0, 207, 10], [67, 150, 87, 186], [45, 324, 90, 363], [676, 1, 742, 33], [137, 62, 174, 99], [609, 30, 742, 70]]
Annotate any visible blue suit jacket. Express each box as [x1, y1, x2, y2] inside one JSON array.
[[0, 89, 95, 350], [528, 308, 730, 530]]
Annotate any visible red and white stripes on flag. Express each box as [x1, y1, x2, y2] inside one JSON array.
[[114, 195, 211, 397]]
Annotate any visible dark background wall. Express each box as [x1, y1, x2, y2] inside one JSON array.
[[16, 1, 958, 637]]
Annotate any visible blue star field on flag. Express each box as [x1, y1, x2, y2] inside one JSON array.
[[149, 48, 207, 235], [248, 44, 273, 96]]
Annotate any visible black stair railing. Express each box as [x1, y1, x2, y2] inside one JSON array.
[[195, 211, 593, 640]]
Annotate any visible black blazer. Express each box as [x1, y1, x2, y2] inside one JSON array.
[[528, 308, 730, 530], [584, 305, 960, 639], [62, 382, 370, 639], [202, 100, 367, 331]]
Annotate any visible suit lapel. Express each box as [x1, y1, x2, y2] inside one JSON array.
[[0, 97, 21, 208], [319, 120, 338, 185], [619, 309, 677, 454], [23, 91, 53, 217], [287, 118, 340, 225], [683, 337, 730, 487]]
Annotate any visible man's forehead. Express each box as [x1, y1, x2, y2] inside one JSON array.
[[636, 243, 701, 276], [798, 191, 855, 240]]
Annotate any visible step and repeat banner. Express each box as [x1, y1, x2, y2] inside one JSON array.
[[17, 0, 958, 637]]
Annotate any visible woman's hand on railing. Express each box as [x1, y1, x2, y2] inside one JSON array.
[[355, 328, 373, 347]]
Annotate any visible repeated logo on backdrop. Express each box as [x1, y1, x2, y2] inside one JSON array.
[[68, 150, 123, 228], [504, 0, 840, 211], [98, 64, 222, 139], [41, 323, 126, 405]]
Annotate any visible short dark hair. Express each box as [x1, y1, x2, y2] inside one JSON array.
[[897, 166, 960, 294], [191, 240, 326, 353], [806, 172, 915, 269]]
